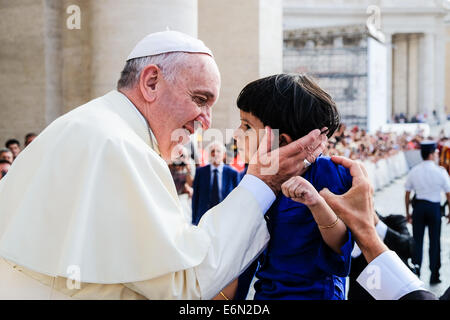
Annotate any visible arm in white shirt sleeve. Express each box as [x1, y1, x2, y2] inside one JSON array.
[[125, 175, 275, 300], [404, 173, 414, 191], [238, 174, 276, 213], [194, 174, 275, 299], [351, 220, 388, 258], [356, 250, 426, 300]]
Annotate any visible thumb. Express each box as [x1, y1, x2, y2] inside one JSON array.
[[319, 188, 341, 212], [258, 126, 274, 157]]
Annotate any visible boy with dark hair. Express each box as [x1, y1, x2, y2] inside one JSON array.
[[232, 74, 353, 300]]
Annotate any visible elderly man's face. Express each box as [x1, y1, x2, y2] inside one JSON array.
[[209, 145, 225, 165], [0, 151, 13, 164], [157, 54, 220, 159]]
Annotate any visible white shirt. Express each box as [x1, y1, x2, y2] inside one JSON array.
[[357, 250, 427, 300], [405, 160, 450, 202], [210, 163, 224, 201], [351, 220, 388, 258]]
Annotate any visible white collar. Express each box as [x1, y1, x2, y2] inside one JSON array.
[[123, 94, 160, 156], [210, 163, 224, 173]]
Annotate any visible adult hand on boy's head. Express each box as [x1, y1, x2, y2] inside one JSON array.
[[247, 127, 327, 194]]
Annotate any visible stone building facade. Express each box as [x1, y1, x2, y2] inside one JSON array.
[[284, 25, 379, 131], [0, 0, 282, 146], [283, 0, 450, 123]]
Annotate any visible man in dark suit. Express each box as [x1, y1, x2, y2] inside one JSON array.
[[192, 142, 240, 225]]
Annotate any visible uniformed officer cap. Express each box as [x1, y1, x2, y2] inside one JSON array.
[[420, 140, 437, 153]]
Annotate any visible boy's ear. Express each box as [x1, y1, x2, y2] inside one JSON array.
[[279, 133, 293, 147]]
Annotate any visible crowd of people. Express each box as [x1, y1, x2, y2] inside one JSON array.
[[392, 111, 443, 124], [0, 133, 36, 180]]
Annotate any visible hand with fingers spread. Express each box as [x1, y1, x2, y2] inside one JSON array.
[[247, 126, 328, 194], [319, 156, 388, 263]]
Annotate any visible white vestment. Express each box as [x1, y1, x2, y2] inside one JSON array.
[[0, 91, 270, 299]]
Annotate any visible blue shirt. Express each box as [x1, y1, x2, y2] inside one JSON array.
[[254, 156, 354, 300]]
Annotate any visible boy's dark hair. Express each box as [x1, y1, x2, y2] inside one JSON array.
[[5, 139, 20, 148], [236, 74, 340, 140]]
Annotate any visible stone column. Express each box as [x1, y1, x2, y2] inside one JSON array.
[[89, 0, 198, 98], [61, 0, 92, 114], [434, 25, 446, 122], [0, 0, 48, 144], [408, 34, 420, 118], [392, 34, 408, 116], [385, 32, 393, 122], [446, 26, 450, 115], [43, 0, 64, 125], [419, 32, 435, 121], [198, 0, 282, 133]]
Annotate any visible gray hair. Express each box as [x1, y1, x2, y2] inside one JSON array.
[[117, 52, 190, 90], [0, 148, 12, 154], [207, 141, 226, 153]]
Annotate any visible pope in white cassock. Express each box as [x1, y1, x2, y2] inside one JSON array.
[[0, 31, 327, 299]]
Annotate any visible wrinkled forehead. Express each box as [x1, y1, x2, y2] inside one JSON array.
[[180, 54, 220, 94]]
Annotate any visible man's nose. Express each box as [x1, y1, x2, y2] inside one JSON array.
[[199, 107, 211, 129]]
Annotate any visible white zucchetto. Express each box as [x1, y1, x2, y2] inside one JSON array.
[[127, 30, 213, 61]]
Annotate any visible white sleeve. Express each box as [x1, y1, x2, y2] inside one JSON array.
[[351, 220, 388, 258], [238, 174, 276, 213], [194, 175, 275, 299], [404, 173, 414, 191], [356, 251, 426, 300], [376, 220, 388, 240]]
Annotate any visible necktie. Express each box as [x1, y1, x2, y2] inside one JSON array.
[[210, 168, 220, 208]]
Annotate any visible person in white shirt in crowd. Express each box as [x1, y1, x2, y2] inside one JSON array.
[[405, 141, 450, 284]]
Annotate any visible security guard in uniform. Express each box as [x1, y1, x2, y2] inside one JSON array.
[[405, 141, 450, 284]]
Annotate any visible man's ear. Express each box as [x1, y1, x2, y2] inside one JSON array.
[[279, 133, 293, 147], [139, 64, 160, 103]]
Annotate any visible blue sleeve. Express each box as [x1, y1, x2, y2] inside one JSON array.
[[337, 165, 353, 191], [315, 228, 354, 277]]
